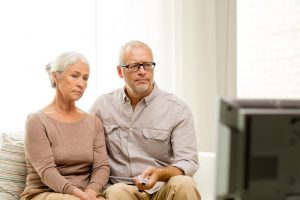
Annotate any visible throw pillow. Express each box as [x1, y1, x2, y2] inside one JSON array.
[[0, 133, 27, 200]]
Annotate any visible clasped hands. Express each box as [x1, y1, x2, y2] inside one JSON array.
[[72, 188, 99, 200]]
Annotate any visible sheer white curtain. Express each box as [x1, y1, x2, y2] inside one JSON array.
[[172, 0, 236, 152], [95, 0, 176, 94], [0, 0, 176, 132]]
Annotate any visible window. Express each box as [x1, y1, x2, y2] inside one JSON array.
[[237, 0, 300, 99]]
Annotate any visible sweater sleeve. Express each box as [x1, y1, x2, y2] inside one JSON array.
[[86, 116, 110, 194], [24, 113, 76, 194]]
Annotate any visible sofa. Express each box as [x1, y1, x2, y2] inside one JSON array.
[[0, 132, 216, 200], [0, 132, 26, 200], [195, 152, 216, 200]]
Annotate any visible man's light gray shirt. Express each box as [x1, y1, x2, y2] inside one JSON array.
[[90, 83, 199, 185]]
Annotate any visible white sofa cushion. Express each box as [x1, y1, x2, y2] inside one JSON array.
[[194, 152, 216, 200], [0, 133, 26, 200]]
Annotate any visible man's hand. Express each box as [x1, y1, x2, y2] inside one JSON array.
[[133, 166, 183, 191], [133, 167, 158, 191]]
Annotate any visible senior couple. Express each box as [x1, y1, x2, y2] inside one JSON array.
[[21, 40, 201, 200]]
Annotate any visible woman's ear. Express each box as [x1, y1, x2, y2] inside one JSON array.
[[51, 72, 58, 85]]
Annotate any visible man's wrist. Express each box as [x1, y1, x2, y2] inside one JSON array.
[[173, 166, 185, 175], [155, 166, 183, 181]]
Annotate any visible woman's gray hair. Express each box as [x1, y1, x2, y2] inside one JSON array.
[[45, 51, 89, 88], [118, 40, 153, 66]]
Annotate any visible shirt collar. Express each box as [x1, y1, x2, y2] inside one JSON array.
[[121, 88, 129, 103]]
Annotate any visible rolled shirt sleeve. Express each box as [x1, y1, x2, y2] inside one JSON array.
[[170, 106, 199, 176]]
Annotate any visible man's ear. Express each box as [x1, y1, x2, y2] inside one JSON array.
[[117, 66, 123, 78]]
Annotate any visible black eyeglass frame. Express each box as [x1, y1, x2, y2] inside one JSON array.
[[120, 62, 156, 72]]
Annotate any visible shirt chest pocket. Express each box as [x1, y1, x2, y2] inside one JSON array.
[[104, 124, 121, 154], [142, 129, 171, 156], [142, 129, 170, 140]]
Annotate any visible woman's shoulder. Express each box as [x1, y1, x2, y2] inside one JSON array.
[[85, 112, 103, 124], [26, 110, 44, 122], [25, 111, 48, 132]]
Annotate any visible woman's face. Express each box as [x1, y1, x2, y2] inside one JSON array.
[[54, 60, 89, 102]]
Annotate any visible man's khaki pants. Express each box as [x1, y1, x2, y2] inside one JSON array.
[[104, 175, 201, 200]]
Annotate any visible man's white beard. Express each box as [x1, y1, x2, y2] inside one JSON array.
[[133, 84, 149, 94]]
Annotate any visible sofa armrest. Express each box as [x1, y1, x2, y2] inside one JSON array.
[[194, 152, 216, 200]]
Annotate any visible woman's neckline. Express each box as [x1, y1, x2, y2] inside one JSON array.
[[39, 110, 87, 124]]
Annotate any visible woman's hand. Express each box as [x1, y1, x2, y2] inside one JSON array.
[[72, 187, 101, 200], [84, 189, 99, 200], [72, 188, 89, 200]]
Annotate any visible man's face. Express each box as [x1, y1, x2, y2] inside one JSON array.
[[118, 46, 154, 97]]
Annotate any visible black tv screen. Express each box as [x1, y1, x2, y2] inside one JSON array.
[[216, 98, 300, 200]]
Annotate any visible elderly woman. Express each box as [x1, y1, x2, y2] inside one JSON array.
[[21, 52, 109, 200]]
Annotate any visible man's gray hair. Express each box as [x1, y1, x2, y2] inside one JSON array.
[[118, 40, 153, 66]]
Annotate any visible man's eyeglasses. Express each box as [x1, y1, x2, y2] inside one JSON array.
[[121, 62, 156, 72]]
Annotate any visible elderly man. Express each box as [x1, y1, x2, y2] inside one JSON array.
[[90, 40, 200, 200]]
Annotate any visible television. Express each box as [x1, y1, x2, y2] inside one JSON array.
[[215, 97, 300, 200]]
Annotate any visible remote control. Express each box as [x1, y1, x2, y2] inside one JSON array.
[[138, 175, 149, 185]]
